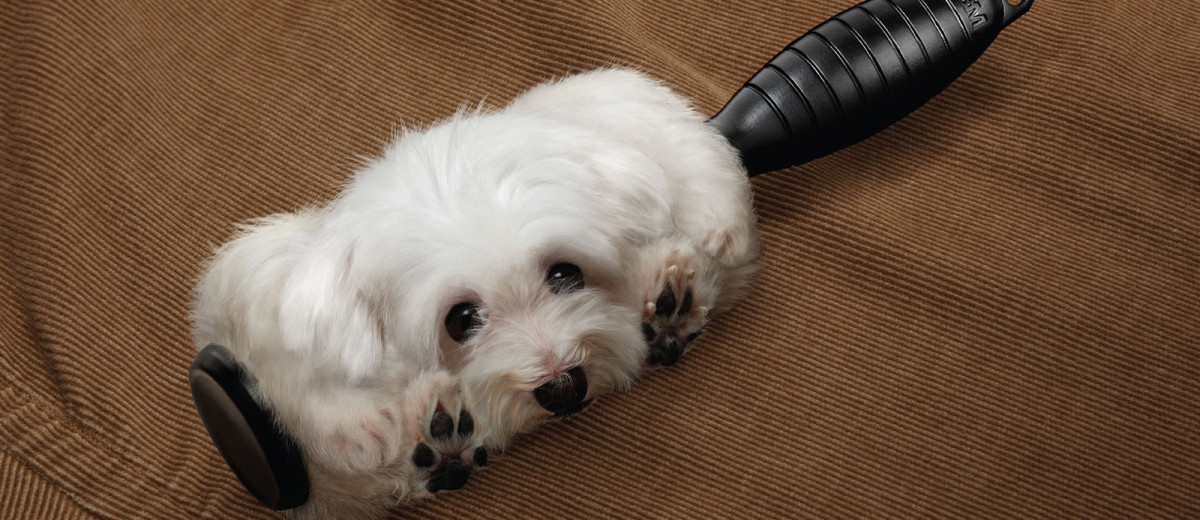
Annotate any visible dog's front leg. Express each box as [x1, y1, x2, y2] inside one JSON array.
[[281, 370, 486, 495]]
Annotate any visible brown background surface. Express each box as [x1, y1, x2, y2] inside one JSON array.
[[2, 1, 1197, 518]]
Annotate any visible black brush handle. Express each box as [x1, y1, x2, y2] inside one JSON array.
[[709, 0, 1032, 176]]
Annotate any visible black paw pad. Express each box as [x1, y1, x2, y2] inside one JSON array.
[[430, 411, 454, 440], [456, 410, 474, 437], [427, 460, 470, 492], [678, 289, 694, 315], [473, 447, 488, 467], [412, 443, 436, 468], [647, 337, 685, 367], [655, 290, 676, 317], [642, 323, 657, 344]]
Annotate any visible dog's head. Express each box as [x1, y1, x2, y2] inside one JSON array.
[[271, 90, 682, 447]]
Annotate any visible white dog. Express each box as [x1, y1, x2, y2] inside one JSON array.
[[191, 68, 760, 519]]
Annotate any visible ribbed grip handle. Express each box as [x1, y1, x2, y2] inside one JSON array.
[[709, 0, 1032, 176]]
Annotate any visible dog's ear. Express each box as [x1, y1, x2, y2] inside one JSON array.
[[278, 252, 385, 382], [189, 344, 309, 510]]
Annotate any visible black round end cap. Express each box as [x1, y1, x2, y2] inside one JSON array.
[[189, 344, 310, 510]]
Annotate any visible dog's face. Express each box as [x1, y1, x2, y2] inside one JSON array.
[[442, 254, 646, 445], [323, 112, 669, 447]]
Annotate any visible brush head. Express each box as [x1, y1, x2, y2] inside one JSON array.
[[709, 0, 1032, 176]]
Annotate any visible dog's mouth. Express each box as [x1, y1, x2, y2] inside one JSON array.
[[533, 366, 591, 417]]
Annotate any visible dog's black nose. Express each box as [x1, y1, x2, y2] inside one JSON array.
[[534, 366, 589, 417]]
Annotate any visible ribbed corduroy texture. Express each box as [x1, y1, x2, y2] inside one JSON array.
[[2, 1, 1197, 518]]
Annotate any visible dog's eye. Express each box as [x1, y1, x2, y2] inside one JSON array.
[[546, 263, 584, 294], [445, 303, 482, 342]]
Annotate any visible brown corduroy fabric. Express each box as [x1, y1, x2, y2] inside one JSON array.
[[0, 450, 94, 520], [2, 1, 1197, 518]]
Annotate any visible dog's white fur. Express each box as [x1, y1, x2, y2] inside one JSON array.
[[192, 69, 759, 519]]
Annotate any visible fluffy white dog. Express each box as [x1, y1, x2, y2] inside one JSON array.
[[191, 68, 760, 519]]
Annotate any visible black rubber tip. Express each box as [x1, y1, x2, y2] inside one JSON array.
[[189, 344, 310, 510]]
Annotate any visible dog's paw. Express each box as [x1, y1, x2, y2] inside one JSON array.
[[640, 249, 710, 367], [410, 408, 488, 493], [404, 375, 487, 494]]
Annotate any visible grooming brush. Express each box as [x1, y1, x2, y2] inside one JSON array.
[[190, 0, 1033, 509]]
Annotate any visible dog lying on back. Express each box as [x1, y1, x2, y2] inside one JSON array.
[[191, 69, 760, 519]]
